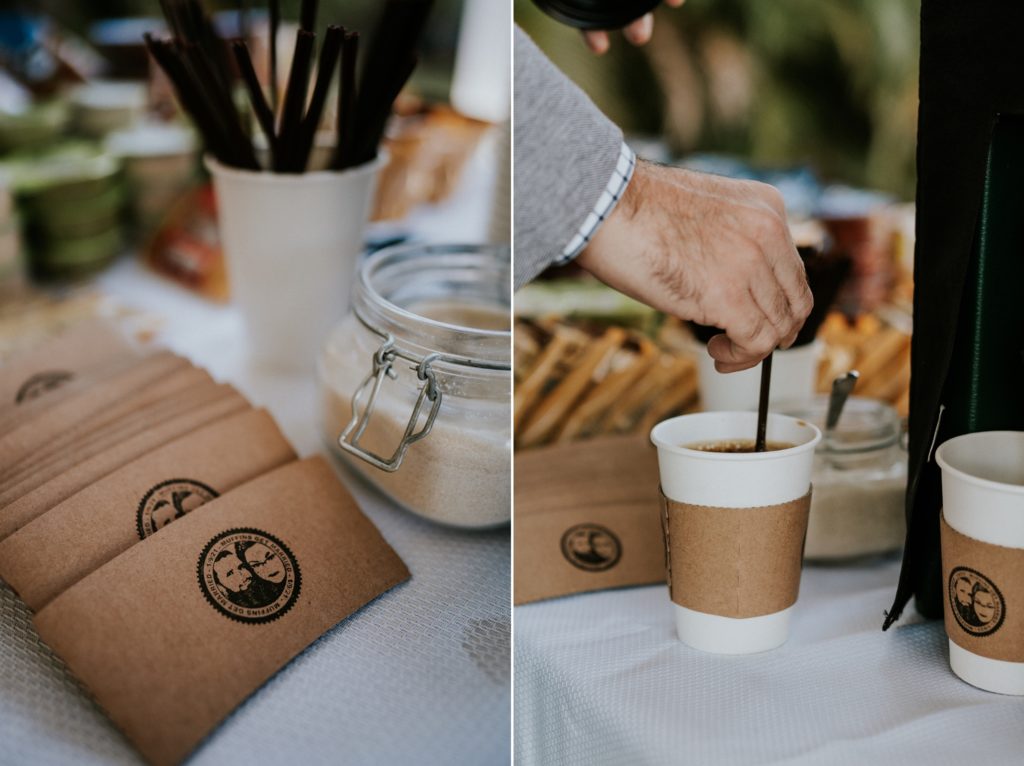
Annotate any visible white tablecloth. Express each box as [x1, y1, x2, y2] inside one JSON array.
[[0, 142, 510, 765], [514, 555, 1023, 766]]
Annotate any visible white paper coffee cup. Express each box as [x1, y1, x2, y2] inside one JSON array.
[[936, 431, 1024, 695], [651, 411, 821, 654], [206, 155, 384, 372], [695, 341, 822, 412]]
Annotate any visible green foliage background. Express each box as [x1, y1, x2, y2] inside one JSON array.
[[517, 0, 920, 199]]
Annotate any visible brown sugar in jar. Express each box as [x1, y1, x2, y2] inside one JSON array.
[[318, 244, 511, 528]]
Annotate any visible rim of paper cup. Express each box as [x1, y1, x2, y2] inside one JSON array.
[[203, 151, 387, 184], [650, 412, 822, 460], [935, 432, 1024, 494], [689, 338, 823, 356]]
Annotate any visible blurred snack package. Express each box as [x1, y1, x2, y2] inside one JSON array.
[[0, 13, 104, 97], [143, 183, 227, 301], [373, 105, 491, 221], [817, 311, 911, 416]]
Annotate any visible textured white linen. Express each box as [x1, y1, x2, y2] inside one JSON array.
[[514, 555, 1022, 766]]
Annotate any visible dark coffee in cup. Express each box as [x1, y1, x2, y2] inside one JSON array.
[[685, 440, 795, 453]]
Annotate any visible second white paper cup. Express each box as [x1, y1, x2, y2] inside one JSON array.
[[695, 341, 822, 412], [651, 411, 821, 654], [936, 431, 1024, 695]]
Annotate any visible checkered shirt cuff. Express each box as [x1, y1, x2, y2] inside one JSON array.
[[555, 142, 636, 265]]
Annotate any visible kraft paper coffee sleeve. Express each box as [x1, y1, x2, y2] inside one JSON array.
[[32, 456, 410, 766], [0, 388, 249, 535], [941, 513, 1024, 662], [514, 436, 666, 605], [0, 408, 295, 609], [0, 364, 214, 486], [0, 374, 228, 499], [0, 351, 189, 473], [0, 351, 147, 436], [0, 318, 136, 419], [661, 491, 812, 619], [0, 323, 141, 437]]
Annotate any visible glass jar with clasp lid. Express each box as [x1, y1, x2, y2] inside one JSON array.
[[778, 396, 908, 560], [317, 243, 510, 528]]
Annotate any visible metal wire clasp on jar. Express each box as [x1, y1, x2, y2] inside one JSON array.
[[339, 321, 509, 472], [317, 243, 511, 528]]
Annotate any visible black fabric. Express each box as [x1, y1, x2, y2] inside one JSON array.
[[531, 0, 661, 30], [884, 0, 1024, 628]]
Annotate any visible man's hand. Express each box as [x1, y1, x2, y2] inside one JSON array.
[[576, 160, 813, 372], [583, 0, 685, 55]]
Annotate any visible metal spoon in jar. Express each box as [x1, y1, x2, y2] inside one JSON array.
[[825, 370, 859, 448]]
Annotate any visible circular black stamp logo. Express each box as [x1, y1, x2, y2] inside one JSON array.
[[198, 528, 300, 624], [136, 478, 219, 539], [561, 524, 621, 572], [949, 566, 1005, 637], [15, 370, 73, 404]]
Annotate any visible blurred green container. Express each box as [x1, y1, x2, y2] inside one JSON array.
[[2, 143, 125, 282], [32, 225, 123, 280], [0, 101, 70, 154], [24, 184, 125, 237]]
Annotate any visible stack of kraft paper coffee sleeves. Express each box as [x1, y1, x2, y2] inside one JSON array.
[[0, 318, 410, 766]]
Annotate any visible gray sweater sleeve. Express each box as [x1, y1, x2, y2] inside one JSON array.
[[513, 27, 625, 289]]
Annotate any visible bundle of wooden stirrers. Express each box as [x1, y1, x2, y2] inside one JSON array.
[[146, 0, 432, 173], [514, 311, 912, 451], [515, 320, 699, 450]]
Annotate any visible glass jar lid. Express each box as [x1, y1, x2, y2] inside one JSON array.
[[353, 242, 511, 374], [777, 395, 900, 454]]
